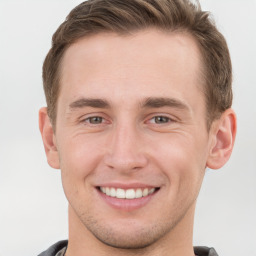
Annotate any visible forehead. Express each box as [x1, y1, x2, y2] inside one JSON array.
[[59, 29, 204, 111]]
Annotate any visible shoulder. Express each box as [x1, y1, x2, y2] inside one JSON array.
[[194, 246, 219, 256], [38, 240, 68, 256]]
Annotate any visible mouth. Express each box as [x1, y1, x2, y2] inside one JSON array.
[[96, 185, 160, 211], [98, 186, 158, 199]]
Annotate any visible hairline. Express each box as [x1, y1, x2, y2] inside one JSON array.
[[51, 28, 214, 131]]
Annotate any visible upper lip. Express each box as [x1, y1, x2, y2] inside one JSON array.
[[96, 182, 159, 189]]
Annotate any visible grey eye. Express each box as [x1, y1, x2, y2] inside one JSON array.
[[154, 116, 170, 124], [87, 117, 103, 124]]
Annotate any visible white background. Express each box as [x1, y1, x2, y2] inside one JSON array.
[[0, 1, 255, 255]]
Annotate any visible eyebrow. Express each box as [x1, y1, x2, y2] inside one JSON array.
[[68, 97, 189, 111], [142, 97, 189, 111], [69, 98, 110, 110]]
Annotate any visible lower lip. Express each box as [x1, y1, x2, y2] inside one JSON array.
[[97, 188, 159, 211]]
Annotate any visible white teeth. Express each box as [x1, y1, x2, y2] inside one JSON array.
[[116, 188, 125, 199], [149, 188, 155, 195], [126, 189, 136, 199], [135, 189, 143, 198], [100, 187, 156, 199], [106, 187, 110, 196], [110, 188, 116, 197], [142, 188, 149, 197]]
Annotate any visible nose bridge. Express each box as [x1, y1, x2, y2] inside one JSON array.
[[104, 121, 147, 171]]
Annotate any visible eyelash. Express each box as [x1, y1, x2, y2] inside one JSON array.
[[81, 115, 174, 126], [147, 116, 173, 124], [83, 116, 106, 125]]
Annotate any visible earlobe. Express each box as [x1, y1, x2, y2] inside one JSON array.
[[206, 109, 237, 170], [39, 107, 60, 169]]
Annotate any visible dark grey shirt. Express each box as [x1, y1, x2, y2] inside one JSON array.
[[38, 240, 219, 256]]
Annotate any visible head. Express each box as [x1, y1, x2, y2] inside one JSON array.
[[43, 0, 232, 130], [39, 0, 236, 254]]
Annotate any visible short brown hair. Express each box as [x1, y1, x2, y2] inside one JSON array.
[[43, 0, 232, 128]]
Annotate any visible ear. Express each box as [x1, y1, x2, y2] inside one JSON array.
[[206, 109, 237, 169], [39, 107, 60, 169]]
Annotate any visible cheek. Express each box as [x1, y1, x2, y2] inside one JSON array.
[[151, 134, 208, 189], [59, 134, 104, 174], [58, 136, 106, 209], [57, 135, 106, 201]]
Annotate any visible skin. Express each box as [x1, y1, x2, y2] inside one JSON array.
[[39, 29, 236, 256]]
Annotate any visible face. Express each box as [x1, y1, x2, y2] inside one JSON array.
[[49, 30, 216, 248]]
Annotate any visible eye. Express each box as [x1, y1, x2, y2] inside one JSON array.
[[149, 116, 172, 124], [85, 116, 103, 124]]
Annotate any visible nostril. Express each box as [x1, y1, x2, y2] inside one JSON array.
[[103, 154, 148, 172]]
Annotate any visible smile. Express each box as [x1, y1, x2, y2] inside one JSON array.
[[99, 187, 157, 199]]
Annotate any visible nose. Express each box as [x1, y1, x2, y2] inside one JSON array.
[[103, 124, 148, 173]]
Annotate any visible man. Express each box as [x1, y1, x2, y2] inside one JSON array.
[[38, 0, 236, 255]]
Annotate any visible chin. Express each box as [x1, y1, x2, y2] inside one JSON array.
[[92, 228, 162, 249], [82, 216, 173, 250]]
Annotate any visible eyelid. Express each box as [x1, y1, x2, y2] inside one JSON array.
[[145, 113, 177, 124], [148, 116, 172, 124], [84, 116, 103, 124], [79, 112, 111, 125]]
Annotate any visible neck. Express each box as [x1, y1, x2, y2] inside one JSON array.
[[66, 205, 196, 256]]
